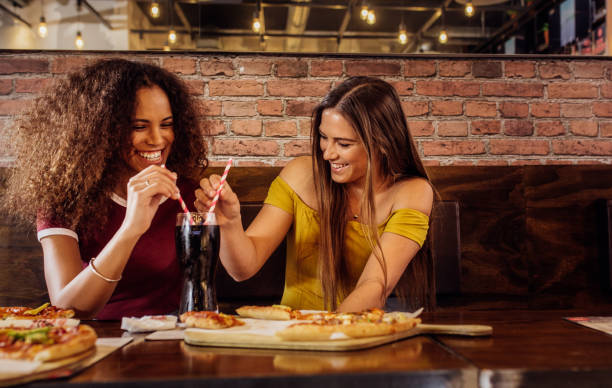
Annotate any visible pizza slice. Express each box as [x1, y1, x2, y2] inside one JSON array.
[[0, 303, 75, 320], [0, 324, 97, 362], [180, 311, 244, 329], [235, 305, 305, 321]]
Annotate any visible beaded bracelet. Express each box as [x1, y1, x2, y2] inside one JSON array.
[[89, 258, 121, 283]]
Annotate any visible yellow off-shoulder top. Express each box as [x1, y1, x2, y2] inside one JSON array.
[[264, 176, 429, 311]]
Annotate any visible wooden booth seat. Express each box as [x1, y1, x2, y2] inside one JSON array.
[[2, 165, 612, 312]]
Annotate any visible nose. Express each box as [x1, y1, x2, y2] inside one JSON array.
[[146, 125, 163, 145], [322, 142, 337, 160]]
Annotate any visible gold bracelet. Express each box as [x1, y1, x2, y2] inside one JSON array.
[[89, 258, 121, 283]]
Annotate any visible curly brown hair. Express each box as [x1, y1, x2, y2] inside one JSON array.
[[3, 58, 207, 236]]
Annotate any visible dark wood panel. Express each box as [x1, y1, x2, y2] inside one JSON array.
[[459, 205, 527, 296], [524, 165, 612, 207], [3, 166, 612, 311], [431, 201, 461, 295], [0, 223, 47, 306], [427, 166, 524, 207], [526, 205, 612, 309]]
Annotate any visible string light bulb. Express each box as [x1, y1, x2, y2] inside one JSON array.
[[465, 2, 474, 17], [398, 25, 407, 45], [252, 15, 261, 33], [37, 16, 47, 38], [366, 9, 376, 25], [360, 5, 369, 20], [168, 29, 177, 44], [75, 30, 84, 49], [150, 2, 160, 18], [439, 29, 448, 44]]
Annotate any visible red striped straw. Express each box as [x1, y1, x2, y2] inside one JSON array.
[[178, 194, 195, 225], [162, 164, 194, 225], [205, 158, 233, 225]]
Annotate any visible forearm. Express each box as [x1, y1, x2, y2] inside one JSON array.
[[337, 280, 386, 313], [218, 219, 262, 281], [49, 227, 140, 318]]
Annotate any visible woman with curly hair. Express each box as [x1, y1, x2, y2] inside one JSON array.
[[196, 76, 434, 312], [4, 59, 207, 319]]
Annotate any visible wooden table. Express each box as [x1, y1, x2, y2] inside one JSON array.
[[28, 309, 612, 388]]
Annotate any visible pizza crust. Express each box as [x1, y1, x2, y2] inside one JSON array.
[[275, 323, 340, 341], [32, 325, 97, 362], [236, 305, 292, 321]]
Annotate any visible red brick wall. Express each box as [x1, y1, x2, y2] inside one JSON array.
[[1, 52, 611, 167]]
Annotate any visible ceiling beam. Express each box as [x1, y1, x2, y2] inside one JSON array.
[[131, 28, 416, 40], [176, 0, 522, 12], [0, 2, 31, 28], [402, 0, 452, 53], [174, 1, 192, 32], [284, 0, 310, 51], [81, 0, 113, 30], [336, 0, 358, 49]]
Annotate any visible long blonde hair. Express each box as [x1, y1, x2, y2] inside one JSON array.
[[311, 76, 434, 311]]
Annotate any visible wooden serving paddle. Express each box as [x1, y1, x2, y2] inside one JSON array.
[[184, 322, 493, 352]]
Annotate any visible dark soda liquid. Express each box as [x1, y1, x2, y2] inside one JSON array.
[[175, 224, 220, 313]]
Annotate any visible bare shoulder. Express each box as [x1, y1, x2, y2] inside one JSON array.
[[391, 177, 434, 216], [278, 156, 316, 203]]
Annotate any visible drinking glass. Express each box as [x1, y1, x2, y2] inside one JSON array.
[[176, 212, 220, 314]]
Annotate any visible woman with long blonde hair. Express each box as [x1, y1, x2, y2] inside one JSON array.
[[197, 76, 433, 312]]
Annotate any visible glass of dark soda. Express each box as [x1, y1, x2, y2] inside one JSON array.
[[176, 212, 220, 314]]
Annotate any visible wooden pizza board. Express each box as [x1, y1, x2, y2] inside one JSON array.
[[183, 319, 492, 351], [0, 339, 131, 387]]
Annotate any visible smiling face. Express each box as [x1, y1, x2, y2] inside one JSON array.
[[319, 108, 370, 187], [123, 85, 175, 175]]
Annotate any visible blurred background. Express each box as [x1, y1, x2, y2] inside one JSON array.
[[0, 0, 609, 54]]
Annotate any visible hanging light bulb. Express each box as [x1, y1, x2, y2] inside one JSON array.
[[168, 29, 177, 44], [398, 25, 407, 45], [465, 2, 474, 17], [75, 30, 84, 49], [150, 2, 160, 18], [252, 14, 261, 33], [366, 9, 376, 25], [360, 5, 369, 20], [439, 29, 448, 44], [37, 16, 47, 38]]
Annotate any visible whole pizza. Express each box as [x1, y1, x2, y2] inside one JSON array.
[[275, 309, 421, 341]]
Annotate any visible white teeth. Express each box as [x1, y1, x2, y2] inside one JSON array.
[[331, 163, 347, 169], [138, 150, 162, 160]]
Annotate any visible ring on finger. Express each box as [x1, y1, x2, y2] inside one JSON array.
[[145, 178, 151, 187]]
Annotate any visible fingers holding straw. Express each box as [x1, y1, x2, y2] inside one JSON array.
[[205, 158, 233, 225]]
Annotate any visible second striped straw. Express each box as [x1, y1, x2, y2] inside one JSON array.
[[205, 158, 233, 225]]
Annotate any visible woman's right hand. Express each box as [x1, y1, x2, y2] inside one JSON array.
[[194, 175, 241, 226], [122, 165, 180, 237]]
